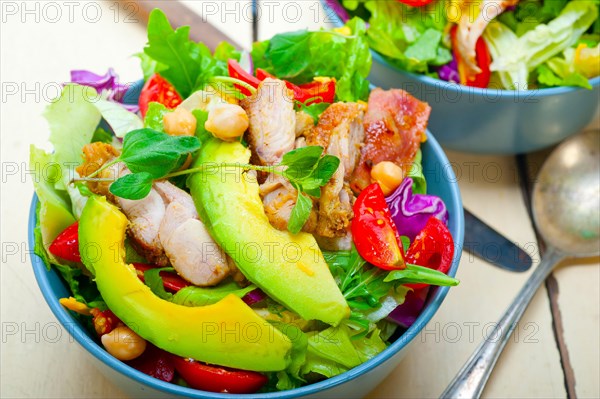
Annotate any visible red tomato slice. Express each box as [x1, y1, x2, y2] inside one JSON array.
[[352, 183, 406, 270], [132, 263, 189, 293], [405, 217, 455, 290], [138, 74, 183, 118], [397, 0, 434, 6], [172, 357, 268, 394], [49, 222, 80, 262]]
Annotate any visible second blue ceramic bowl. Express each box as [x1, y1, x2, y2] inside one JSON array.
[[322, 0, 600, 155]]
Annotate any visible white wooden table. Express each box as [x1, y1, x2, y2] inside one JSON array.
[[1, 1, 598, 398]]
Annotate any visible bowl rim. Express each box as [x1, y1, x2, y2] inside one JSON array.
[[321, 0, 600, 97]]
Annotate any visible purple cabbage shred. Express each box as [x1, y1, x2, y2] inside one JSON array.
[[70, 68, 138, 113], [386, 177, 448, 242]]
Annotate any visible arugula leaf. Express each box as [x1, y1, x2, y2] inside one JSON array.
[[144, 9, 200, 98], [288, 192, 313, 235], [143, 267, 175, 300], [120, 128, 201, 178], [384, 264, 459, 286], [213, 41, 241, 62], [172, 282, 256, 307], [109, 172, 154, 200], [143, 10, 240, 98]]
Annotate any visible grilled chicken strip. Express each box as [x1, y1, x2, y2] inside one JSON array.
[[77, 143, 231, 286], [241, 78, 296, 166], [351, 89, 430, 193], [243, 79, 319, 232], [306, 102, 366, 238]]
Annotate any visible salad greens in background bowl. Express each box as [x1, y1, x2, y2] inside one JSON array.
[[323, 0, 600, 154], [29, 9, 463, 398]]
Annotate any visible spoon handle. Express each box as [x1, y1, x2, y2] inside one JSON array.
[[439, 248, 564, 399]]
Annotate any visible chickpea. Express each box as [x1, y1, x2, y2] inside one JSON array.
[[371, 161, 404, 196], [204, 103, 249, 141], [100, 326, 146, 361], [163, 107, 197, 136]]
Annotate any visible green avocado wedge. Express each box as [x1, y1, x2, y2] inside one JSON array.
[[189, 138, 350, 326], [78, 196, 291, 371]]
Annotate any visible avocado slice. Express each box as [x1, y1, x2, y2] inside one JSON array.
[[189, 139, 350, 326], [78, 196, 291, 371]]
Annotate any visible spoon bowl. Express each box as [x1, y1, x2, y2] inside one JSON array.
[[441, 129, 600, 398], [533, 129, 600, 256]]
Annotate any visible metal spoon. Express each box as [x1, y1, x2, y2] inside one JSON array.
[[440, 130, 600, 399]]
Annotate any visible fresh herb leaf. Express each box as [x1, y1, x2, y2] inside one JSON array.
[[143, 267, 175, 300], [120, 128, 201, 178], [288, 192, 313, 234], [109, 172, 154, 200], [282, 146, 324, 180], [384, 264, 459, 286], [310, 155, 340, 186]]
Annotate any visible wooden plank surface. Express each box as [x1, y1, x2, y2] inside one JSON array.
[[1, 1, 598, 398]]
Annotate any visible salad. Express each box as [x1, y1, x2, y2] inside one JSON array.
[[31, 9, 458, 394], [329, 0, 600, 89]]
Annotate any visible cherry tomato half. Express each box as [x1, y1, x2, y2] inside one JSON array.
[[352, 183, 406, 270], [49, 221, 80, 262], [405, 217, 454, 290], [172, 357, 268, 394], [138, 74, 183, 117]]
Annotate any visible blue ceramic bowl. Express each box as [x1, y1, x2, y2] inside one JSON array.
[[29, 82, 464, 398], [322, 0, 600, 155]]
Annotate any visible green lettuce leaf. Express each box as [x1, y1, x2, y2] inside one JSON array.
[[407, 149, 426, 195], [301, 324, 386, 378], [33, 204, 105, 309], [254, 18, 371, 101], [485, 1, 598, 89], [30, 146, 76, 259], [93, 98, 143, 138], [363, 0, 449, 75]]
